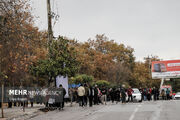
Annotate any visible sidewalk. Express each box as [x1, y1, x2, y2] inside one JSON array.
[[1, 102, 113, 120], [0, 104, 45, 120], [0, 102, 80, 120]]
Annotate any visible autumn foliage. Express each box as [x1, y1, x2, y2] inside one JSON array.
[[0, 0, 47, 86], [0, 0, 161, 88]]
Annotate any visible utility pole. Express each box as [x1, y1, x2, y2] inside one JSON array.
[[47, 0, 55, 87], [47, 0, 53, 47]]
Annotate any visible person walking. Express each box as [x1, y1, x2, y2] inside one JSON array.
[[166, 88, 170, 100], [29, 90, 35, 107], [143, 88, 147, 101], [94, 85, 99, 105], [121, 86, 126, 104], [97, 87, 102, 104], [127, 86, 133, 102], [152, 87, 157, 101], [77, 84, 85, 107], [88, 86, 94, 107], [56, 84, 66, 110], [110, 88, 116, 103], [84, 84, 89, 106], [101, 86, 107, 105], [48, 87, 56, 108], [161, 89, 166, 100], [115, 88, 121, 104], [147, 88, 151, 101], [139, 87, 143, 101]]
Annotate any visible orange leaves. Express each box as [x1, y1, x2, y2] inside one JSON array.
[[74, 34, 135, 82], [0, 0, 48, 86]]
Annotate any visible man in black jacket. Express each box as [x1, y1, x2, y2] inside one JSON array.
[[88, 86, 94, 107], [94, 85, 99, 105], [57, 84, 66, 110], [121, 86, 126, 104]]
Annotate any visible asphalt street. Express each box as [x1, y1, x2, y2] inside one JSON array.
[[30, 100, 180, 120]]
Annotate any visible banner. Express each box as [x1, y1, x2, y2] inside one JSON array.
[[56, 75, 69, 98], [0, 87, 64, 103], [152, 60, 180, 79]]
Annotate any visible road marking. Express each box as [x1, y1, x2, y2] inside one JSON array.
[[129, 104, 141, 120], [151, 101, 163, 120]]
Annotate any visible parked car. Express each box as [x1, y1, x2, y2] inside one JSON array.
[[174, 92, 180, 100], [132, 88, 142, 102]]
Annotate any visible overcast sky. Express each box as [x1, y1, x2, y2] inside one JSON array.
[[30, 0, 180, 61]]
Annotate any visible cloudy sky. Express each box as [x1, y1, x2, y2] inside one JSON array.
[[31, 0, 180, 61]]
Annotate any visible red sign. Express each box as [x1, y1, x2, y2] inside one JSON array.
[[152, 60, 180, 79]]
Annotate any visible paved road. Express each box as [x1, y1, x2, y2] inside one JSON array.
[[30, 100, 180, 120]]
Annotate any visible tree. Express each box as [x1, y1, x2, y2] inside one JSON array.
[[132, 56, 161, 88], [30, 36, 79, 86], [70, 74, 94, 84], [107, 62, 131, 84], [96, 80, 110, 88], [74, 34, 135, 83], [0, 0, 48, 86], [132, 62, 149, 87]]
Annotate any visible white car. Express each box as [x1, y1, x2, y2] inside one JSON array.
[[132, 88, 142, 102], [174, 92, 180, 100], [126, 88, 142, 102]]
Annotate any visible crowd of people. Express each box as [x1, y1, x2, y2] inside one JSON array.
[[69, 84, 173, 108], [70, 84, 134, 107], [69, 84, 127, 107], [4, 84, 172, 111], [139, 87, 171, 101]]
